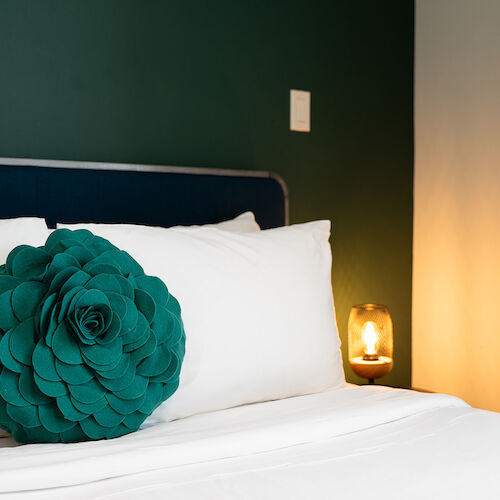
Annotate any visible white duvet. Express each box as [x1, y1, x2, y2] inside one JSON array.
[[1, 385, 498, 499]]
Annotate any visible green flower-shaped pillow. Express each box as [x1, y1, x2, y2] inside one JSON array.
[[0, 229, 185, 443]]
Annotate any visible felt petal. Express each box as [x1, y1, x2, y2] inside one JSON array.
[[44, 228, 74, 251], [100, 249, 143, 277], [19, 367, 51, 405], [57, 287, 83, 323], [151, 307, 173, 346], [82, 351, 122, 372], [121, 312, 148, 346], [0, 399, 10, 424], [114, 275, 134, 300], [0, 368, 29, 406], [75, 288, 110, 309], [136, 275, 168, 306], [97, 312, 121, 345], [137, 347, 171, 378], [165, 313, 184, 348], [0, 290, 18, 331], [134, 289, 156, 324], [81, 338, 122, 366], [38, 293, 58, 345], [52, 322, 83, 364], [55, 359, 93, 385], [5, 245, 29, 274], [166, 293, 181, 318], [6, 403, 40, 428], [123, 326, 151, 353], [0, 275, 23, 295], [95, 354, 130, 380], [129, 332, 157, 362], [161, 380, 181, 401], [106, 423, 130, 439], [85, 274, 121, 294], [56, 395, 87, 422], [150, 349, 180, 383], [79, 416, 113, 440], [104, 292, 127, 319], [47, 266, 77, 295], [85, 263, 121, 277], [64, 245, 95, 266], [60, 423, 88, 443], [65, 288, 87, 317], [59, 270, 92, 298], [9, 318, 36, 365], [10, 246, 51, 279], [23, 425, 60, 443], [8, 424, 25, 442], [97, 363, 135, 391], [0, 330, 23, 373], [39, 403, 76, 433], [33, 372, 68, 398], [137, 382, 163, 415], [106, 392, 146, 415], [44, 253, 80, 282], [32, 340, 61, 382], [70, 395, 107, 415], [11, 282, 46, 322], [114, 375, 148, 400], [68, 377, 104, 404], [93, 404, 125, 428], [122, 411, 146, 430]]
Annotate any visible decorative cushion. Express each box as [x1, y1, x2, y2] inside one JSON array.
[[0, 229, 185, 443]]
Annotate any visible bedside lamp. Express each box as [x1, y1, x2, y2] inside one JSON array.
[[348, 304, 393, 384]]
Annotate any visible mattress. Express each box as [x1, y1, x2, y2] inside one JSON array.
[[1, 384, 498, 499]]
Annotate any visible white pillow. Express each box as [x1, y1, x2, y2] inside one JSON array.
[[172, 211, 260, 232], [0, 217, 50, 265], [57, 211, 260, 233], [63, 220, 345, 421]]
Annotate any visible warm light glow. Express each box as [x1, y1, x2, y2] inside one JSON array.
[[348, 304, 393, 381], [362, 321, 378, 355]]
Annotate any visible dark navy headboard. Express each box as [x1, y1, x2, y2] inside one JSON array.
[[0, 158, 288, 230]]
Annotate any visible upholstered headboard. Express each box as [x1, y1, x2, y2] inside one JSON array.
[[0, 158, 288, 229]]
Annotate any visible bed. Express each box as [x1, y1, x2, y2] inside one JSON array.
[[0, 158, 498, 499]]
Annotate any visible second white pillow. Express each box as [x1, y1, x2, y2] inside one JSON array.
[[63, 220, 345, 421]]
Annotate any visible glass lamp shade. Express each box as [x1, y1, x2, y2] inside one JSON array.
[[348, 304, 393, 383]]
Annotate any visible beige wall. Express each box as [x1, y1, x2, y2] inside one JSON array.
[[414, 0, 500, 411]]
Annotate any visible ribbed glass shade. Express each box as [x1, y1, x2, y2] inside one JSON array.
[[348, 304, 393, 382]]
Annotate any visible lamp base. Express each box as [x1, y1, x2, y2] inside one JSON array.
[[349, 356, 393, 381]]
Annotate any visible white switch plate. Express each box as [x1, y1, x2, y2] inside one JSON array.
[[290, 89, 310, 132]]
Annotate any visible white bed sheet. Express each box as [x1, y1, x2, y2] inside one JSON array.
[[1, 384, 498, 499]]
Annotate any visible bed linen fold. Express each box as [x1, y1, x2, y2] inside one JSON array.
[[0, 385, 467, 493]]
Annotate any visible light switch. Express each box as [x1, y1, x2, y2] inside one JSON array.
[[290, 89, 310, 132]]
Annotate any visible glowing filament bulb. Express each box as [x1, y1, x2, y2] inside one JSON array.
[[362, 321, 378, 356]]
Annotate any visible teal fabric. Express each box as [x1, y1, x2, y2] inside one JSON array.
[[0, 229, 185, 443]]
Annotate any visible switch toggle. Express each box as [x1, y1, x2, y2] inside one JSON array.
[[290, 89, 310, 132]]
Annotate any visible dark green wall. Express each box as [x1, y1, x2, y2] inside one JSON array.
[[0, 1, 414, 387]]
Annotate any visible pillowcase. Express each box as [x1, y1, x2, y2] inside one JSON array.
[[0, 218, 50, 263], [58, 211, 260, 233], [172, 211, 260, 232], [64, 220, 345, 421]]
